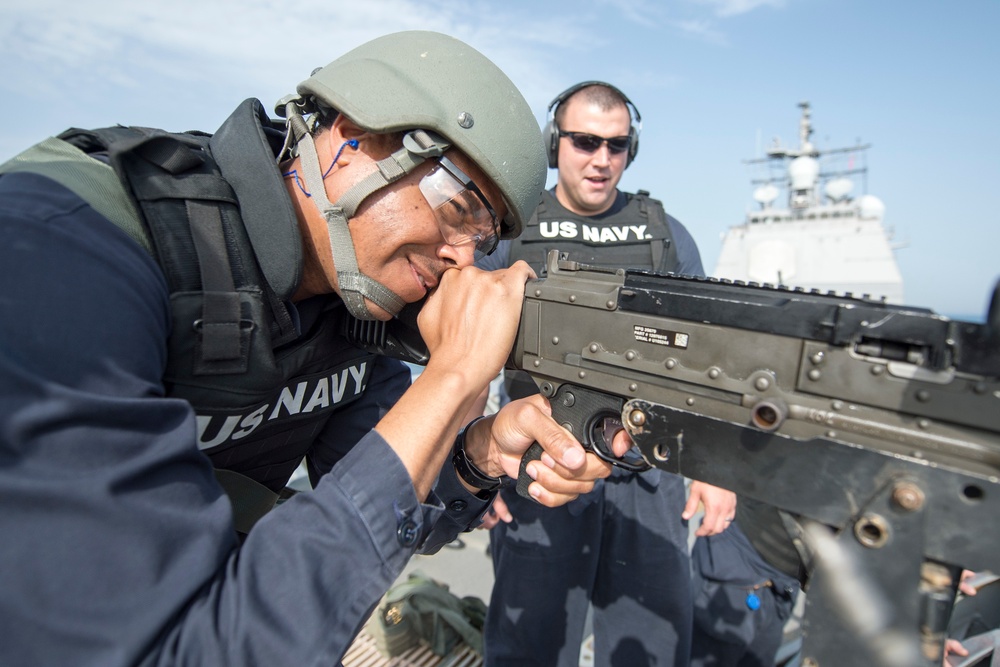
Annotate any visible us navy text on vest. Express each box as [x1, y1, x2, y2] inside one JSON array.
[[537, 221, 653, 243], [197, 359, 372, 450]]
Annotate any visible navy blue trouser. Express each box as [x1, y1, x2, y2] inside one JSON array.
[[689, 522, 800, 667], [485, 467, 692, 667]]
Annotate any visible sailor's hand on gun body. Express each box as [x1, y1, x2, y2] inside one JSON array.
[[416, 262, 533, 388]]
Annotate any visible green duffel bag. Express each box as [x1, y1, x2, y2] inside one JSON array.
[[366, 572, 487, 658]]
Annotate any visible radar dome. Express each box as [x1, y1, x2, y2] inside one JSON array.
[[825, 177, 854, 202], [788, 156, 819, 190], [857, 194, 886, 219], [753, 184, 780, 206]]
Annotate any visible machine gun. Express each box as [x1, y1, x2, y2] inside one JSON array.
[[347, 250, 1000, 666], [508, 251, 1000, 667]]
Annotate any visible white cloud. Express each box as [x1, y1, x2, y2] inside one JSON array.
[[1, 1, 445, 93], [1, 1, 567, 98], [0, 0, 582, 154], [672, 18, 729, 45], [692, 0, 786, 18], [589, 0, 784, 46], [0, 0, 688, 149], [593, 0, 668, 28]]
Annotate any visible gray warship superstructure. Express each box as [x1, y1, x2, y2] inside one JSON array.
[[714, 102, 904, 304]]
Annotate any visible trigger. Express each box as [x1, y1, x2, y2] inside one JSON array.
[[600, 416, 625, 456]]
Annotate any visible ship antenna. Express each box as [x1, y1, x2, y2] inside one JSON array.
[[798, 101, 815, 155]]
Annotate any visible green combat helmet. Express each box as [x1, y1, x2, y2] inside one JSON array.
[[277, 30, 547, 320]]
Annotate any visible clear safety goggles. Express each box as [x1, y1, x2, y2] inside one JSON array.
[[418, 155, 501, 257]]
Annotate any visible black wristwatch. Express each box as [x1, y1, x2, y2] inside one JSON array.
[[452, 416, 505, 499]]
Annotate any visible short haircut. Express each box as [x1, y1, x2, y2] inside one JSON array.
[[555, 84, 629, 127]]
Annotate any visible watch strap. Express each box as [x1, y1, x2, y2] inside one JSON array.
[[452, 416, 505, 497]]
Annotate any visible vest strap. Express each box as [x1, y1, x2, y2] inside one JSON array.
[[187, 200, 247, 366], [134, 135, 205, 174], [137, 174, 238, 204]]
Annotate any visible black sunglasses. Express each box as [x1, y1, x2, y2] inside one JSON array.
[[559, 130, 631, 155]]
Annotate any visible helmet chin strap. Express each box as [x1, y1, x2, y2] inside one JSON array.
[[283, 100, 449, 320]]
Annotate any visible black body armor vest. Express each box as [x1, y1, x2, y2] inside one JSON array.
[[55, 101, 376, 494], [507, 189, 678, 276]]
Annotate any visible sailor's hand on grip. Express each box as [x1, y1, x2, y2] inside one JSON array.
[[476, 395, 617, 506], [514, 415, 635, 502], [515, 385, 649, 500]]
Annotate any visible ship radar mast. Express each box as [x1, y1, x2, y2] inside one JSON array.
[[746, 101, 872, 215], [715, 101, 905, 304], [798, 101, 815, 156], [764, 101, 818, 159]]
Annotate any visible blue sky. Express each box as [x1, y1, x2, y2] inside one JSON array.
[[2, 0, 997, 318]]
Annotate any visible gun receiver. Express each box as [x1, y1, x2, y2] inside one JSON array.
[[509, 250, 1000, 667]]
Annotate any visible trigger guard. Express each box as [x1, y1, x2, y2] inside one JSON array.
[[594, 448, 652, 472], [591, 416, 651, 472]]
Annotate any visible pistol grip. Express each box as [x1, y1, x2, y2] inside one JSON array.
[[516, 442, 543, 500]]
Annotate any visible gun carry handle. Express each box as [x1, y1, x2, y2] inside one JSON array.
[[515, 384, 650, 500]]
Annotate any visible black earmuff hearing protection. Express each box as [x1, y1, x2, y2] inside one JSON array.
[[543, 80, 642, 169]]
